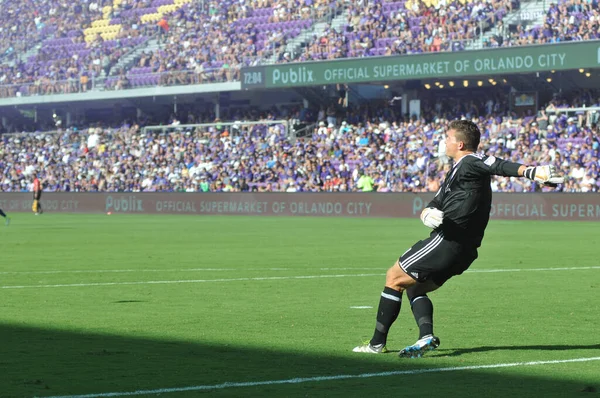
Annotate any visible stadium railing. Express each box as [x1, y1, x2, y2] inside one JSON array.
[[0, 67, 242, 98], [544, 106, 600, 128], [142, 119, 293, 140]]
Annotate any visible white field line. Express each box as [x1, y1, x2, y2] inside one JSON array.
[[39, 356, 600, 398], [1, 266, 600, 290], [0, 268, 240, 275], [0, 274, 383, 289], [467, 266, 600, 273]]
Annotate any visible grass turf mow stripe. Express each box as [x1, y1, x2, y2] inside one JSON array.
[[1, 266, 598, 276]]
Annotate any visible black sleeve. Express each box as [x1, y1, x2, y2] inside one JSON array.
[[466, 155, 522, 178]]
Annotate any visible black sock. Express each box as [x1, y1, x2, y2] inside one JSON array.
[[0, 209, 6, 218], [410, 295, 434, 338], [370, 287, 402, 346]]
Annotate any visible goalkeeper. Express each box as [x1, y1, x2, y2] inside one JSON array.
[[353, 120, 565, 358]]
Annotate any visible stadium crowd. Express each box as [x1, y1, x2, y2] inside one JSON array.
[[0, 0, 104, 60], [294, 0, 516, 61], [486, 0, 600, 48], [0, 92, 598, 193], [0, 0, 337, 95], [0, 0, 599, 95]]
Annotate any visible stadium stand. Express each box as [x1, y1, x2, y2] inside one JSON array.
[[1, 0, 599, 95], [1, 0, 339, 94], [291, 0, 516, 61], [485, 0, 600, 48], [0, 0, 104, 62], [105, 0, 339, 88], [0, 0, 196, 96]]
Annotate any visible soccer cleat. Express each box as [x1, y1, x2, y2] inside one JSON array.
[[5, 217, 10, 226], [352, 341, 388, 354], [398, 335, 440, 358]]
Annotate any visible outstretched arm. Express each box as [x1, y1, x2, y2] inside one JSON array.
[[471, 155, 564, 186]]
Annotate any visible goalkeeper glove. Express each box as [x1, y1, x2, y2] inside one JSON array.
[[421, 207, 444, 229], [523, 165, 564, 186]]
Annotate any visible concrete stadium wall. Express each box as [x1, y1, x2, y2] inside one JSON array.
[[0, 192, 599, 221]]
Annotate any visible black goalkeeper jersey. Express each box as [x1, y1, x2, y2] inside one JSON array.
[[427, 153, 522, 248]]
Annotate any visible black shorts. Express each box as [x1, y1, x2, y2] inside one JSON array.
[[33, 192, 42, 201], [399, 231, 478, 286]]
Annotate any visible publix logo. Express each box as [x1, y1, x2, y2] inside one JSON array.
[[105, 195, 144, 213]]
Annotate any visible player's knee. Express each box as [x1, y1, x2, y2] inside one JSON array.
[[385, 261, 414, 291], [385, 264, 396, 281], [385, 263, 399, 288]]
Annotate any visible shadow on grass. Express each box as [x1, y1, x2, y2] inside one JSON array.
[[435, 344, 600, 357], [112, 300, 146, 304], [1, 323, 599, 398]]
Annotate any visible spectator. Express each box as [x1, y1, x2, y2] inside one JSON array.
[[356, 169, 375, 192]]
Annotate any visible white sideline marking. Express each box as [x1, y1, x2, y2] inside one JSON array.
[[350, 306, 373, 309], [0, 274, 383, 289], [1, 266, 600, 290], [1, 266, 599, 276], [40, 356, 600, 398], [467, 266, 600, 273], [0, 267, 395, 275], [0, 267, 382, 275], [0, 268, 239, 275]]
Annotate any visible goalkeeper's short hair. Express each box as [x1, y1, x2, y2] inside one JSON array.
[[449, 120, 481, 151]]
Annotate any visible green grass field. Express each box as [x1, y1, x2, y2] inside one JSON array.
[[0, 213, 599, 398]]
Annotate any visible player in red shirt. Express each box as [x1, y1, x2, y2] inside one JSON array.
[[32, 173, 43, 215]]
